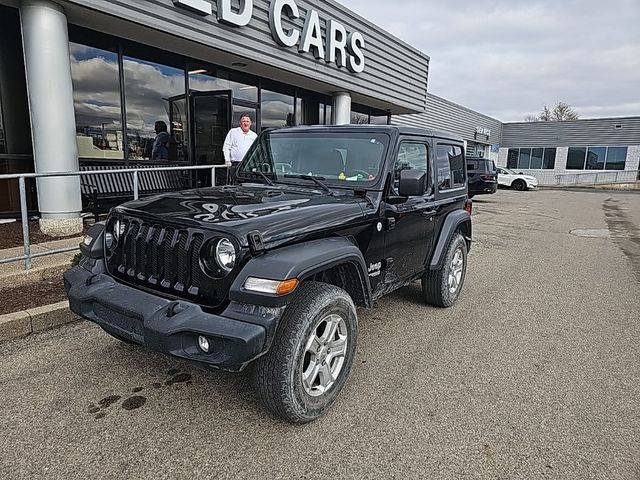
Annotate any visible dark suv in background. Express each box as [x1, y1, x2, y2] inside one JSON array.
[[466, 157, 497, 198]]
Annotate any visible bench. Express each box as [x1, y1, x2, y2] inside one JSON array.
[[80, 164, 188, 221]]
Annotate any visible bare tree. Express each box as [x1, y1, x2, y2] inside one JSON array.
[[523, 102, 579, 122]]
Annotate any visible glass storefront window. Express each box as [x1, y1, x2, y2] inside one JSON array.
[[123, 55, 187, 162], [70, 43, 123, 159], [543, 148, 556, 169], [566, 147, 587, 169], [507, 149, 518, 168], [188, 66, 257, 103], [605, 147, 627, 170], [350, 110, 369, 124], [261, 88, 294, 130], [370, 108, 389, 125], [530, 148, 544, 169], [586, 147, 606, 170], [518, 148, 531, 169]]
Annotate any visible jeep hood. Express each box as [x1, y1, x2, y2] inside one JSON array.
[[116, 184, 367, 246]]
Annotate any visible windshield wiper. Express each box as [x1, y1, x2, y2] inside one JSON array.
[[245, 170, 274, 186], [284, 174, 332, 193]]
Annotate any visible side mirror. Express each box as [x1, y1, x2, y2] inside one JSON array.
[[398, 170, 427, 197]]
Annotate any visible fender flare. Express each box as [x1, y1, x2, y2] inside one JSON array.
[[429, 210, 472, 269], [229, 237, 372, 307]]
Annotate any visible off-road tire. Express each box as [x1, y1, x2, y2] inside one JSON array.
[[512, 179, 526, 191], [253, 282, 358, 424], [422, 232, 467, 307]]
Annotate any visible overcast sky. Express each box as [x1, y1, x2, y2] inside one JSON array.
[[339, 0, 640, 122]]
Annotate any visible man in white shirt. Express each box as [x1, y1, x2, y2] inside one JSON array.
[[222, 114, 258, 166]]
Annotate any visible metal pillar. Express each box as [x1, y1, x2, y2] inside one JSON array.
[[333, 92, 351, 125], [20, 0, 82, 236]]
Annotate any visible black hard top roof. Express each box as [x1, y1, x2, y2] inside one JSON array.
[[268, 124, 464, 143]]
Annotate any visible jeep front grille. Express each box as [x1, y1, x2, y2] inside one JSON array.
[[106, 216, 229, 309]]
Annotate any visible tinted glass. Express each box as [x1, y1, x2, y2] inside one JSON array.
[[394, 142, 428, 192], [586, 147, 606, 170], [606, 147, 627, 170], [507, 149, 519, 168], [123, 55, 187, 162], [370, 109, 389, 125], [567, 147, 587, 169], [543, 148, 556, 169], [436, 144, 465, 190], [70, 43, 123, 159], [530, 148, 543, 169], [487, 160, 496, 171], [467, 161, 478, 171], [239, 132, 388, 186], [518, 148, 531, 169], [188, 66, 258, 102], [261, 89, 294, 130]]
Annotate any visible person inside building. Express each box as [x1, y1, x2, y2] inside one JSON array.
[[151, 120, 170, 161], [222, 113, 257, 167]]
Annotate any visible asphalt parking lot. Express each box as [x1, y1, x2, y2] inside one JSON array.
[[1, 188, 639, 479]]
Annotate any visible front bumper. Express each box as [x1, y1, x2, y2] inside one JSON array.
[[64, 265, 284, 371]]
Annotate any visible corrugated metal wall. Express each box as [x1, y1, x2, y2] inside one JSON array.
[[58, 0, 429, 114], [502, 117, 640, 147], [393, 93, 503, 145]]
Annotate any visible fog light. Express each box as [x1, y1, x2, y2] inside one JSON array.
[[198, 335, 210, 353]]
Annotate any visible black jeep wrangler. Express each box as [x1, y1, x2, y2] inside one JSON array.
[[64, 125, 472, 423]]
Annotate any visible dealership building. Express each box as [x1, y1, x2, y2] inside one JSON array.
[[0, 0, 638, 234]]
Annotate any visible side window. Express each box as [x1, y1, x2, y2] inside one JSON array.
[[466, 160, 477, 172], [393, 142, 428, 193], [436, 144, 465, 191]]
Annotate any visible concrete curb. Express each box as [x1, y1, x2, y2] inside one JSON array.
[[0, 301, 79, 343]]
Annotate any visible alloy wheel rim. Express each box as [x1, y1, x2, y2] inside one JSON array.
[[301, 313, 348, 397], [448, 247, 464, 294]]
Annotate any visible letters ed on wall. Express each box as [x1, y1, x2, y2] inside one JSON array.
[[172, 0, 365, 73]]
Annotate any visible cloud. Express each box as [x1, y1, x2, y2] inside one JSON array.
[[339, 0, 640, 121]]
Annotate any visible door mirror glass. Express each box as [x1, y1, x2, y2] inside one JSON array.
[[398, 170, 427, 196]]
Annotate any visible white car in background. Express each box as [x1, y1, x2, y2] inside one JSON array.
[[496, 167, 539, 191]]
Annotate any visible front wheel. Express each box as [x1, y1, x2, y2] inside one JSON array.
[[422, 232, 468, 307], [512, 179, 526, 191], [253, 282, 358, 424]]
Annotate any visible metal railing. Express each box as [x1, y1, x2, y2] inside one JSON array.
[[555, 170, 638, 186], [0, 164, 230, 270]]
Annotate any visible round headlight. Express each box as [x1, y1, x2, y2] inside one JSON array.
[[215, 238, 236, 272], [113, 219, 122, 241]]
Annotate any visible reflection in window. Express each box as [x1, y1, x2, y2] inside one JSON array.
[[518, 148, 531, 169], [70, 43, 123, 159], [394, 142, 427, 192], [350, 110, 369, 124], [586, 147, 606, 170], [507, 149, 518, 169], [188, 67, 258, 102], [543, 148, 556, 169], [123, 56, 186, 162], [606, 147, 627, 170], [436, 144, 465, 190], [530, 148, 544, 169], [370, 109, 389, 125], [261, 89, 294, 130], [566, 147, 587, 169]]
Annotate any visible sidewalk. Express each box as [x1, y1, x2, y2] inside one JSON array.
[[0, 236, 82, 342]]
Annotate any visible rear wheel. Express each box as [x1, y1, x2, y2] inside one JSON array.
[[422, 232, 467, 307], [512, 179, 526, 191], [253, 282, 357, 424]]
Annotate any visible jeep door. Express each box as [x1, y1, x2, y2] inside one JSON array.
[[432, 142, 467, 252], [380, 138, 435, 281]]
